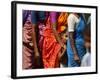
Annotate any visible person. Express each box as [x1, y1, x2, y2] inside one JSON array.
[[59, 27, 68, 67], [22, 11, 46, 69], [31, 11, 46, 68], [38, 12, 49, 54], [81, 16, 91, 66], [42, 12, 68, 68], [22, 11, 34, 69], [67, 13, 86, 67]]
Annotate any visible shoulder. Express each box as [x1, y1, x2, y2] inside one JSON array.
[[68, 14, 76, 20], [68, 14, 79, 23]]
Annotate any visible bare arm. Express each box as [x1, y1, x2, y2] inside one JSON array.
[[69, 32, 80, 64], [50, 12, 63, 47], [52, 24, 63, 46], [69, 32, 78, 55], [67, 14, 81, 64], [31, 24, 39, 56], [31, 11, 40, 57], [60, 45, 66, 58]]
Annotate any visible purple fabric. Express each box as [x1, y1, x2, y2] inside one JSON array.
[[50, 12, 57, 24]]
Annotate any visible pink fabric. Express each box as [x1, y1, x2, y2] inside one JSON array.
[[50, 12, 57, 23], [22, 20, 34, 69]]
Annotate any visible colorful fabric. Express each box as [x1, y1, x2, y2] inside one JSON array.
[[42, 12, 68, 68], [22, 11, 45, 69], [42, 27, 61, 68]]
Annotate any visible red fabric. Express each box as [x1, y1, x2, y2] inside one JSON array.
[[42, 28, 61, 68], [42, 12, 68, 68], [42, 17, 61, 68]]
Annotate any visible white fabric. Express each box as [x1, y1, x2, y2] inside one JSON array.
[[81, 52, 91, 66], [67, 14, 80, 32], [60, 63, 66, 68]]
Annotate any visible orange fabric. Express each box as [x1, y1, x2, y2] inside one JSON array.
[[42, 27, 61, 68], [57, 12, 68, 33], [42, 17, 61, 68], [42, 12, 68, 68]]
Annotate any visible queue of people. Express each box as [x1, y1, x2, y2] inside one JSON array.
[[22, 11, 91, 69]]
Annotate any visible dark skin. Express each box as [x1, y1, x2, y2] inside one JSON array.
[[69, 13, 81, 65], [50, 12, 65, 61], [69, 32, 81, 64], [31, 24, 40, 67], [52, 23, 64, 47], [51, 23, 66, 62], [58, 28, 68, 62], [84, 25, 91, 53], [31, 19, 46, 68]]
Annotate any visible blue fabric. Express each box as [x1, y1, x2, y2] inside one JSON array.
[[31, 11, 45, 24], [67, 16, 86, 67]]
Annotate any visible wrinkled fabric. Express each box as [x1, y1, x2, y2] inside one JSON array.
[[23, 11, 46, 69], [42, 27, 61, 68], [22, 20, 34, 69], [42, 12, 68, 68]]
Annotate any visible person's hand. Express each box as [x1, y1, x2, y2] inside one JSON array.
[[61, 45, 66, 50], [59, 42, 65, 50], [34, 52, 40, 59], [34, 51, 41, 66], [58, 45, 66, 62], [58, 44, 64, 61], [58, 52, 62, 62], [74, 54, 81, 65]]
